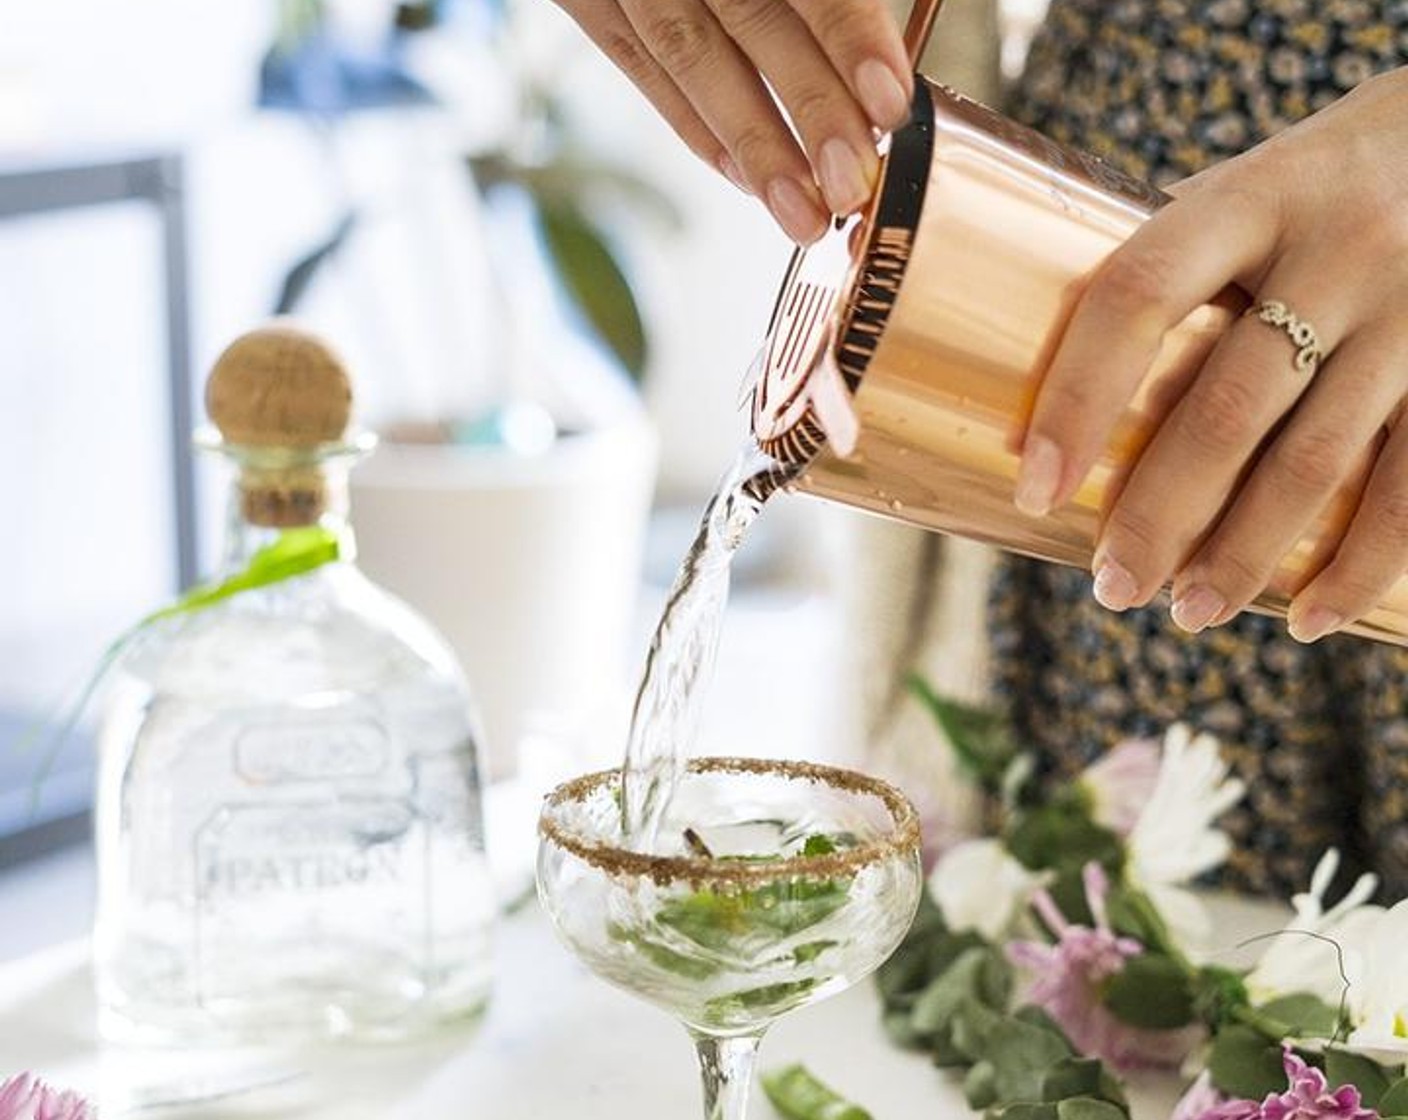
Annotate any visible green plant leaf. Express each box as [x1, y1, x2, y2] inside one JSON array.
[[760, 1064, 874, 1120], [952, 1001, 1074, 1103], [1055, 1098, 1129, 1120], [535, 196, 648, 382], [1005, 805, 1123, 875], [1103, 954, 1197, 1029], [992, 1104, 1058, 1120], [1193, 965, 1253, 1030], [1040, 1059, 1125, 1106], [471, 151, 684, 232], [1324, 1050, 1394, 1110], [1377, 1076, 1408, 1117], [1259, 994, 1342, 1040], [912, 947, 1013, 1033], [906, 676, 1021, 792], [965, 1062, 1000, 1110], [1208, 1025, 1293, 1100], [274, 213, 357, 315]]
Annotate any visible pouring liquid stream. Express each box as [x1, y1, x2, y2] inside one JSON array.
[[619, 437, 799, 850]]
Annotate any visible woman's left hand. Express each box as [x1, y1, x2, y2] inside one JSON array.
[[1014, 66, 1408, 644]]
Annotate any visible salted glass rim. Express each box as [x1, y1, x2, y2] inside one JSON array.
[[538, 756, 921, 887]]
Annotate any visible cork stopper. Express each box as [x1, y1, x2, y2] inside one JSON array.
[[205, 322, 355, 527]]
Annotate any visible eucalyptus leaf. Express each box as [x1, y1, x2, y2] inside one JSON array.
[[912, 948, 1012, 1033], [1055, 1098, 1129, 1120], [1104, 954, 1197, 1029], [1005, 805, 1123, 875], [1377, 1076, 1408, 1117], [1208, 1025, 1293, 1100], [535, 196, 648, 381], [965, 1062, 1000, 1110], [1260, 994, 1342, 1040], [1040, 1060, 1109, 1104], [952, 1001, 1074, 1103], [1324, 1050, 1393, 1110], [992, 1104, 1058, 1120], [907, 676, 1021, 791]]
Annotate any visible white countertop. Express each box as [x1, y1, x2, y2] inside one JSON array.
[[0, 889, 1288, 1120]]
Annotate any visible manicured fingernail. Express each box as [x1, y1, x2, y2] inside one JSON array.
[[855, 59, 911, 130], [818, 138, 873, 215], [1015, 435, 1063, 517], [1289, 606, 1343, 644], [766, 177, 825, 244], [1093, 555, 1139, 612], [1171, 585, 1226, 634], [718, 153, 750, 195]]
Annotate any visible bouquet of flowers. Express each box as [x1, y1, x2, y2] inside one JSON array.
[[879, 680, 1408, 1120]]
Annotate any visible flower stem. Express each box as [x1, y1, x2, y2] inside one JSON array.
[[691, 1031, 764, 1120]]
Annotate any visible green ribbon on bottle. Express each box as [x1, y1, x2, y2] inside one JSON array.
[[15, 526, 342, 806]]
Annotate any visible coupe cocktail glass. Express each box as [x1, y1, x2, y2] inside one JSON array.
[[537, 757, 922, 1120]]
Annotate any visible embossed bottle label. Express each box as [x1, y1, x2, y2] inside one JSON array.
[[233, 717, 390, 784]]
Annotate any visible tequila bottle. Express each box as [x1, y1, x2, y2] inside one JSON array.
[[93, 324, 493, 1044]]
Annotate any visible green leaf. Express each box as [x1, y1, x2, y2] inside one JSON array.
[[1208, 1025, 1292, 1100], [952, 1001, 1074, 1103], [1324, 1050, 1394, 1110], [1260, 994, 1342, 1040], [471, 151, 684, 233], [912, 948, 1012, 1033], [1040, 1060, 1107, 1103], [992, 1105, 1058, 1120], [1005, 805, 1124, 876], [1056, 1098, 1129, 1120], [964, 1061, 1000, 1109], [761, 1064, 874, 1120], [882, 1009, 926, 1049], [1105, 888, 1176, 954], [906, 676, 1021, 791], [535, 196, 647, 381], [1193, 965, 1253, 1030], [1104, 954, 1197, 1029], [1377, 1076, 1408, 1117], [274, 213, 357, 315]]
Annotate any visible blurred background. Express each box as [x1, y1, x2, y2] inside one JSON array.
[[0, 0, 1049, 929]]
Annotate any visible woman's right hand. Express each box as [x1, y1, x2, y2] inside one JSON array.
[[552, 0, 913, 244]]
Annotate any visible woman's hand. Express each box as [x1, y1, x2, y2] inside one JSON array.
[[1015, 67, 1408, 643], [552, 0, 912, 243]]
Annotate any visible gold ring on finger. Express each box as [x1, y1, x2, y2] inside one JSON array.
[[1245, 299, 1325, 377]]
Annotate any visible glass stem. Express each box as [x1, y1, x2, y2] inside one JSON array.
[[691, 1031, 764, 1120]]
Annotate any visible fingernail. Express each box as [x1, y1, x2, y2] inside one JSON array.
[[1093, 555, 1139, 612], [855, 59, 911, 130], [1015, 435, 1063, 517], [766, 177, 825, 244], [1171, 585, 1226, 634], [718, 153, 750, 195], [818, 138, 873, 215], [1289, 606, 1343, 644]]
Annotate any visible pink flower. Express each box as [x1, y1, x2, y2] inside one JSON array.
[[1170, 1049, 1379, 1120], [0, 1074, 96, 1120], [1079, 738, 1162, 837], [1172, 1071, 1261, 1120], [1007, 862, 1201, 1071]]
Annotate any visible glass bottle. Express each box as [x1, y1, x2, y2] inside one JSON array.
[[93, 324, 493, 1045]]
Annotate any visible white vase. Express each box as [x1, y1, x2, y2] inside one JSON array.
[[351, 414, 658, 782]]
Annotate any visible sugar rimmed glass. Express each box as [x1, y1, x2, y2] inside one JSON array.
[[537, 757, 922, 1120]]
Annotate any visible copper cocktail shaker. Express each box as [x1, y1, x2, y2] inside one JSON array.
[[749, 75, 1408, 644]]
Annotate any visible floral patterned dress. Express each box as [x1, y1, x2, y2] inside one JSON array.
[[989, 0, 1408, 899]]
